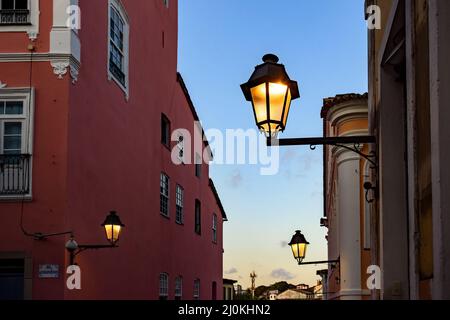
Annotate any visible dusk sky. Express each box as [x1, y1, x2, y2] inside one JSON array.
[[178, 0, 368, 288]]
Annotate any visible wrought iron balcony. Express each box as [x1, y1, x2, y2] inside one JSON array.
[[0, 9, 30, 25], [0, 154, 31, 196]]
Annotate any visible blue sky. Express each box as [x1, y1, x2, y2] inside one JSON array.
[[178, 0, 368, 288]]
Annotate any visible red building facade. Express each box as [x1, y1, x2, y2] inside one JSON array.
[[0, 0, 226, 300]]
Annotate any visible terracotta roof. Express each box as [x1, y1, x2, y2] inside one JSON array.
[[320, 93, 368, 118]]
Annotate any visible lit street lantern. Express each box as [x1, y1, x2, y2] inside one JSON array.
[[289, 230, 309, 264], [102, 211, 125, 245], [65, 211, 125, 265], [241, 54, 300, 137]]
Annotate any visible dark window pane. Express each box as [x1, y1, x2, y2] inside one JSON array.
[[161, 115, 170, 146], [2, 0, 14, 10], [195, 200, 201, 235], [0, 259, 24, 300], [5, 101, 23, 115], [4, 122, 22, 135], [15, 0, 28, 9]]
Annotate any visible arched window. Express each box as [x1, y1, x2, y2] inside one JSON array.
[[175, 276, 182, 300], [108, 0, 129, 98], [159, 273, 169, 300], [193, 279, 200, 300]]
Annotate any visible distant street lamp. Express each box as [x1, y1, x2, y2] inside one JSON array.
[[288, 230, 309, 264], [241, 54, 377, 166], [66, 211, 125, 265], [288, 230, 338, 266]]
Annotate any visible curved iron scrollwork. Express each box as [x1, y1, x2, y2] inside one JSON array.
[[268, 135, 377, 167], [307, 142, 377, 167], [332, 143, 377, 167]]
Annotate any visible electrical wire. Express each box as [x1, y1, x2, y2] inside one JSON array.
[[19, 43, 35, 238]]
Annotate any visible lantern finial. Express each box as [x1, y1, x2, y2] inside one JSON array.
[[262, 54, 279, 63]]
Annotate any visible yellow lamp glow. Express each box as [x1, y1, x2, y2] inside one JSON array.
[[241, 54, 300, 137], [101, 211, 125, 245], [288, 230, 310, 264]]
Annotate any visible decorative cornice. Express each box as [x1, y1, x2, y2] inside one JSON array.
[[0, 52, 80, 83], [51, 61, 70, 79]]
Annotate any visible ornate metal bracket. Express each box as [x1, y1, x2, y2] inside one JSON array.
[[267, 135, 377, 167]]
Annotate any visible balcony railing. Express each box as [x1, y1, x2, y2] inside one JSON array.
[[0, 154, 31, 196], [0, 9, 30, 25]]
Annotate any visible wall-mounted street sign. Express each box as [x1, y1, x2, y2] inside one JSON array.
[[38, 264, 60, 279]]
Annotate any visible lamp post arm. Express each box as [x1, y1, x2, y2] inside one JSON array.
[[267, 135, 377, 167], [298, 259, 340, 266], [68, 244, 118, 265]]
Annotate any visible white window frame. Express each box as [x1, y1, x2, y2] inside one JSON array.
[[107, 0, 129, 99], [175, 184, 184, 224], [0, 0, 39, 39], [193, 279, 200, 300], [175, 276, 182, 299], [212, 213, 217, 244], [159, 273, 169, 299], [160, 173, 170, 217], [0, 87, 34, 199]]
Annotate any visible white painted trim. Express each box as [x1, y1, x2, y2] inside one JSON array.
[[328, 289, 371, 300], [0, 87, 35, 199], [0, 52, 80, 83], [326, 100, 369, 128], [107, 0, 129, 100], [0, 0, 40, 39]]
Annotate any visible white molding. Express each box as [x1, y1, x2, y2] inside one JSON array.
[[0, 81, 6, 88], [326, 100, 369, 128], [0, 0, 40, 40], [328, 289, 371, 300], [0, 87, 35, 199], [51, 61, 70, 79], [0, 52, 80, 83], [49, 0, 81, 82]]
